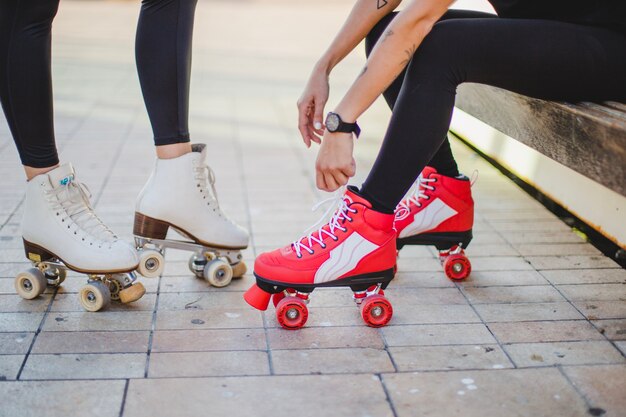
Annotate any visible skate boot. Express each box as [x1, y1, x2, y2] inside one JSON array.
[[17, 164, 145, 312], [394, 167, 474, 280], [134, 143, 249, 287], [244, 187, 396, 330]]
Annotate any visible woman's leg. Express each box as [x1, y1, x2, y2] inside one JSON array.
[[364, 10, 497, 179], [0, 0, 60, 179], [134, 0, 249, 271], [361, 17, 626, 212], [135, 0, 198, 159]]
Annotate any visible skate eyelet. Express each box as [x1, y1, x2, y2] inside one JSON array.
[[320, 244, 327, 249], [332, 236, 338, 241], [297, 254, 302, 259]]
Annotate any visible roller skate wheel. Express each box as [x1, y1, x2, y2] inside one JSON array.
[[443, 254, 471, 280], [119, 282, 146, 304], [44, 267, 66, 286], [188, 253, 207, 278], [204, 259, 233, 288], [15, 268, 47, 300], [276, 297, 309, 330], [272, 292, 286, 308], [231, 262, 247, 278], [361, 294, 393, 328], [79, 281, 111, 312], [137, 249, 164, 278]]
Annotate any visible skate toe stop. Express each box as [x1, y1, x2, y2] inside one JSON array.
[[244, 284, 271, 311], [119, 282, 146, 304]]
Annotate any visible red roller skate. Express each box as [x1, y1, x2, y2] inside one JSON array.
[[394, 167, 474, 280], [244, 187, 397, 330]]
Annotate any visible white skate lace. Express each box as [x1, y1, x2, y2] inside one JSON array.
[[193, 164, 220, 207], [292, 190, 357, 258], [394, 175, 436, 221], [46, 181, 117, 247]]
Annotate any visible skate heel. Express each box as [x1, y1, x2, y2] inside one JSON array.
[[134, 212, 169, 239], [23, 239, 55, 263], [244, 284, 271, 311]]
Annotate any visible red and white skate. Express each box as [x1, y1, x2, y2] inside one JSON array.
[[394, 167, 474, 280], [244, 187, 397, 330]]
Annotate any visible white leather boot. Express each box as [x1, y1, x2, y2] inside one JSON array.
[[134, 144, 249, 285], [16, 164, 144, 311]]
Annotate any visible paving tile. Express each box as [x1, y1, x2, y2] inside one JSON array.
[[541, 269, 626, 285], [505, 231, 585, 244], [514, 243, 601, 257], [489, 320, 605, 343], [0, 294, 52, 313], [159, 275, 253, 292], [0, 380, 126, 417], [156, 291, 248, 310], [615, 341, 626, 355], [390, 304, 482, 325], [149, 351, 269, 377], [558, 284, 626, 302], [384, 287, 468, 306], [461, 285, 565, 304], [152, 328, 267, 352], [390, 271, 456, 288], [504, 341, 624, 367], [31, 331, 149, 354], [0, 313, 44, 332], [155, 308, 263, 330], [20, 353, 146, 379], [0, 332, 34, 354], [591, 319, 626, 341], [267, 326, 384, 350], [42, 311, 153, 332], [574, 301, 626, 320], [475, 302, 584, 322], [526, 256, 620, 270], [465, 243, 519, 257], [271, 348, 394, 375], [390, 345, 513, 371], [383, 368, 589, 417], [562, 365, 626, 417], [468, 256, 534, 271], [0, 355, 24, 380], [458, 270, 548, 286], [383, 324, 497, 346], [124, 375, 393, 417]]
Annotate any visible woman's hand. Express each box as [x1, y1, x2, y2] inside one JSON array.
[[297, 68, 329, 148], [315, 131, 356, 191]]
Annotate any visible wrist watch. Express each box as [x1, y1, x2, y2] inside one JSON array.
[[325, 112, 361, 138]]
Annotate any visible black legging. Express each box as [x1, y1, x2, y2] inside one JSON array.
[[0, 0, 196, 168], [360, 10, 626, 213]]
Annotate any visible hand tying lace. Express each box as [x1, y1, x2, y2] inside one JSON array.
[[292, 189, 358, 258], [394, 175, 436, 221], [47, 181, 117, 247]]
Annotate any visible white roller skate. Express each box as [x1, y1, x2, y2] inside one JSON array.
[[17, 164, 145, 312], [134, 144, 249, 287]]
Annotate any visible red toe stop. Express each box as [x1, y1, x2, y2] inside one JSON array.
[[243, 284, 272, 311]]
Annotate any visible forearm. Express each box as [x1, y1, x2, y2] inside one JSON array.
[[316, 0, 402, 74], [334, 0, 454, 121]]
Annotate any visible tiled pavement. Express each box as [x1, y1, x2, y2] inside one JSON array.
[[0, 1, 625, 417]]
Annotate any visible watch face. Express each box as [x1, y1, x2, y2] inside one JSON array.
[[325, 113, 340, 132]]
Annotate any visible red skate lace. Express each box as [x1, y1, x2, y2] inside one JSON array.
[[292, 192, 357, 258], [395, 175, 436, 221]]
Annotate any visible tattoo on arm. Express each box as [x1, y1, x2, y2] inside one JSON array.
[[400, 44, 417, 66], [377, 0, 389, 10]]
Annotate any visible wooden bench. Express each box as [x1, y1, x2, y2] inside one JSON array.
[[454, 83, 626, 197]]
